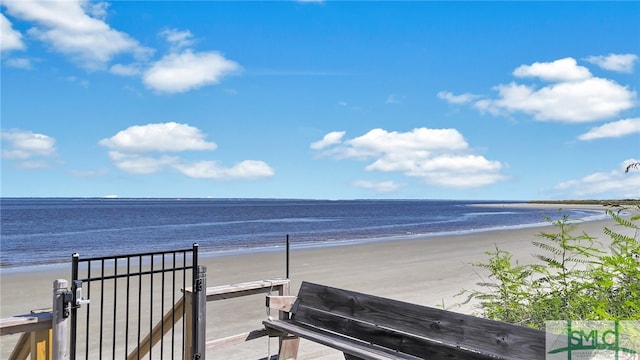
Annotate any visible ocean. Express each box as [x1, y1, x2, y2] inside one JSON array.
[[0, 198, 606, 269]]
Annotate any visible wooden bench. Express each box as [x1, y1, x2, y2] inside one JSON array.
[[264, 281, 545, 360]]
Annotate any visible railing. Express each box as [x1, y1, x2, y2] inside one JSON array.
[[1, 278, 290, 360], [1, 310, 53, 360], [0, 280, 67, 360], [203, 279, 290, 350]]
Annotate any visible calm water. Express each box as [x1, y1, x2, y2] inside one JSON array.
[[0, 198, 605, 268]]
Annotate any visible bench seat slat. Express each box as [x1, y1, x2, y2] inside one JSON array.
[[263, 319, 419, 360], [294, 306, 497, 360], [296, 282, 545, 359]]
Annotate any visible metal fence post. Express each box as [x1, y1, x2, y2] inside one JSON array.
[[69, 253, 79, 360], [52, 279, 69, 360], [192, 265, 206, 359]]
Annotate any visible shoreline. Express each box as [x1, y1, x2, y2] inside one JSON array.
[[469, 202, 614, 210], [0, 202, 611, 272], [0, 212, 632, 317]]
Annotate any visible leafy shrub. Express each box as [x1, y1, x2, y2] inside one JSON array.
[[460, 208, 640, 329]]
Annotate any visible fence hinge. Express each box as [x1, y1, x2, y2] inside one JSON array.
[[193, 353, 201, 359]]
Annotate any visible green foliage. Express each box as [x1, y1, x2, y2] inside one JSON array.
[[460, 208, 640, 329]]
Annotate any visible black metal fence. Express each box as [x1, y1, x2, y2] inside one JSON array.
[[70, 244, 199, 360]]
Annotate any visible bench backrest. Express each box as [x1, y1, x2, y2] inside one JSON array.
[[292, 282, 545, 359]]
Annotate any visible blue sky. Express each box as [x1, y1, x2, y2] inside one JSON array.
[[1, 1, 639, 200]]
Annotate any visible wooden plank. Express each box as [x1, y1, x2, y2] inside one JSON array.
[[205, 279, 290, 301], [296, 282, 545, 359], [264, 319, 417, 360], [278, 334, 300, 360], [206, 329, 267, 350], [266, 296, 297, 313], [8, 332, 30, 360], [184, 293, 193, 360], [0, 312, 53, 336], [127, 296, 185, 360], [30, 329, 52, 360], [294, 306, 494, 360]]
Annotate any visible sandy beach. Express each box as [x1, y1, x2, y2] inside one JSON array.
[[0, 204, 635, 359]]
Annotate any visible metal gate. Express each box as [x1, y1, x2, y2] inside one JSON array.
[[70, 244, 202, 360]]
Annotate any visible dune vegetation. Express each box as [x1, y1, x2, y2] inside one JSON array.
[[461, 207, 640, 329]]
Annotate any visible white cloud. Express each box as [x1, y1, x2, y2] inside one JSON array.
[[586, 53, 638, 73], [437, 91, 479, 104], [554, 159, 640, 198], [1, 129, 57, 169], [312, 128, 506, 189], [578, 117, 640, 141], [99, 122, 217, 152], [16, 160, 52, 169], [143, 50, 240, 93], [1, 13, 25, 52], [476, 77, 636, 123], [353, 180, 402, 193], [310, 131, 346, 150], [140, 29, 240, 93], [110, 63, 141, 76], [1, 129, 57, 159], [107, 151, 178, 174], [174, 160, 274, 179], [101, 122, 274, 180], [452, 57, 639, 123], [513, 57, 592, 82], [345, 128, 468, 158], [3, 0, 152, 69], [5, 58, 32, 69], [3, 3, 239, 93], [161, 28, 195, 51], [396, 154, 504, 188], [85, 2, 109, 21]]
